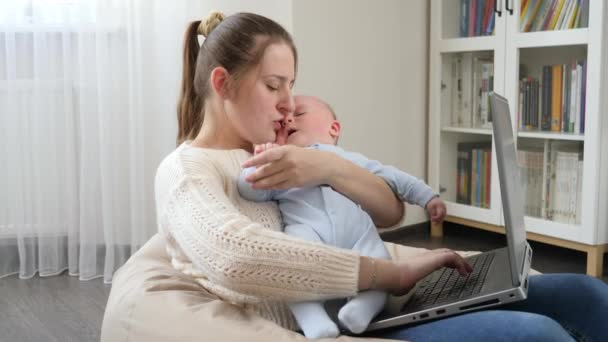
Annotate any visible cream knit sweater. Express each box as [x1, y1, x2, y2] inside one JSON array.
[[154, 143, 361, 330]]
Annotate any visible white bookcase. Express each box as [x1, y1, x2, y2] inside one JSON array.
[[428, 0, 608, 276]]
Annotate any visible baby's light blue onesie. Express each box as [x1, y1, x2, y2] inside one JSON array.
[[238, 143, 437, 339]]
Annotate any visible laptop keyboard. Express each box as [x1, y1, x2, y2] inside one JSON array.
[[403, 252, 496, 311]]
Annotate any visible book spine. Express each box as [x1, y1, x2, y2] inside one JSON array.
[[542, 0, 559, 30], [580, 59, 586, 133], [562, 63, 570, 132], [549, 0, 567, 30], [485, 149, 491, 208], [541, 65, 552, 130], [475, 0, 483, 36], [469, 0, 476, 37], [461, 0, 469, 37], [551, 64, 563, 132]]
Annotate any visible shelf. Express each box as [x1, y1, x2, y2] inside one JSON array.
[[444, 202, 500, 226], [441, 126, 493, 135], [438, 29, 589, 52], [517, 131, 584, 141], [442, 216, 608, 277], [438, 36, 497, 53], [524, 216, 584, 242], [514, 28, 589, 48]]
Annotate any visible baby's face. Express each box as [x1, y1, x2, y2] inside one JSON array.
[[277, 96, 338, 146]]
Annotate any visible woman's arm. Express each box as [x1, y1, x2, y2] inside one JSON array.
[[241, 145, 404, 227], [159, 160, 361, 303], [359, 250, 473, 295], [327, 154, 404, 227]]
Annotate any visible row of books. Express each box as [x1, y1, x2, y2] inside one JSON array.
[[449, 53, 495, 128], [520, 0, 589, 32], [459, 0, 496, 37], [456, 142, 492, 209], [518, 141, 583, 224], [518, 59, 586, 133]]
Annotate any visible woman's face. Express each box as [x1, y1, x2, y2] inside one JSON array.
[[224, 42, 296, 146]]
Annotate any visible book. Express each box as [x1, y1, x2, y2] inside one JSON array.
[[523, 0, 544, 32], [485, 149, 491, 208], [579, 0, 589, 27], [461, 53, 474, 127], [567, 0, 580, 29], [520, 0, 531, 23], [561, 63, 570, 132], [580, 59, 586, 133], [569, 60, 578, 133], [486, 7, 495, 35], [469, 0, 477, 37], [551, 64, 563, 131], [549, 0, 567, 30], [518, 146, 544, 217], [456, 142, 492, 206], [482, 0, 495, 35], [521, 0, 538, 31], [475, 0, 484, 36], [460, 0, 470, 37], [545, 141, 582, 222], [451, 57, 462, 126], [541, 0, 559, 30], [556, 0, 573, 30], [480, 61, 494, 128], [533, 0, 554, 32]]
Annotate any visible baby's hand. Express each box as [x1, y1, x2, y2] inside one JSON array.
[[254, 143, 281, 155], [425, 197, 446, 224]]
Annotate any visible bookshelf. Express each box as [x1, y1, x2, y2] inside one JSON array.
[[428, 0, 608, 277]]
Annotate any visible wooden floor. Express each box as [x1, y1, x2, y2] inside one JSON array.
[[1, 222, 605, 342]]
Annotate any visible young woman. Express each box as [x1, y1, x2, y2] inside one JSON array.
[[103, 11, 608, 342]]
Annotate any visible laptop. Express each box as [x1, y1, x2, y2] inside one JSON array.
[[364, 92, 534, 332]]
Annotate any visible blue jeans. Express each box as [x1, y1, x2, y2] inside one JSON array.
[[363, 274, 608, 342]]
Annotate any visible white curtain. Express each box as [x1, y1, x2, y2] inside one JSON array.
[[0, 0, 292, 283]]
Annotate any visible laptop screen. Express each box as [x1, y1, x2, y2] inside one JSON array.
[[490, 93, 527, 286]]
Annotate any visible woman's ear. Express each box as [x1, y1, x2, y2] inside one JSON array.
[[210, 67, 229, 98], [329, 120, 341, 140]]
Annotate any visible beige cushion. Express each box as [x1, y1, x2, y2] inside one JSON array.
[[101, 234, 402, 342]]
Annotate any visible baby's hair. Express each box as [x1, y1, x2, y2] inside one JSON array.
[[321, 99, 337, 120], [298, 95, 337, 120]]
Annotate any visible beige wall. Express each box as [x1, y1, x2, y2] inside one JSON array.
[[292, 0, 430, 226]]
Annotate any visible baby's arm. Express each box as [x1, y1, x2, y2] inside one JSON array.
[[315, 145, 437, 208], [237, 144, 281, 202]]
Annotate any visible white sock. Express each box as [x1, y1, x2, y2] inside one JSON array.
[[338, 290, 387, 334], [288, 301, 339, 339]]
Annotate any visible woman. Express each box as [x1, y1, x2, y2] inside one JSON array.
[[102, 11, 608, 342]]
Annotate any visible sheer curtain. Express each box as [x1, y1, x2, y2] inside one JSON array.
[[0, 0, 292, 283]]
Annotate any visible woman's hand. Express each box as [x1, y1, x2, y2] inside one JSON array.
[[242, 144, 403, 227], [387, 249, 473, 296], [242, 145, 336, 189], [360, 249, 472, 295]]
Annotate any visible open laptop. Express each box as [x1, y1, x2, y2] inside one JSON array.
[[364, 92, 534, 332]]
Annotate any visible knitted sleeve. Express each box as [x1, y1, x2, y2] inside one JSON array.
[[161, 169, 360, 303]]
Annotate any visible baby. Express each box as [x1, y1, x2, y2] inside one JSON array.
[[238, 95, 445, 339]]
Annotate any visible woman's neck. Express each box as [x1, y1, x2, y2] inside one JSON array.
[[191, 112, 251, 152]]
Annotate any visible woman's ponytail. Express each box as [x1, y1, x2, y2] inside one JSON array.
[[176, 20, 203, 145]]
